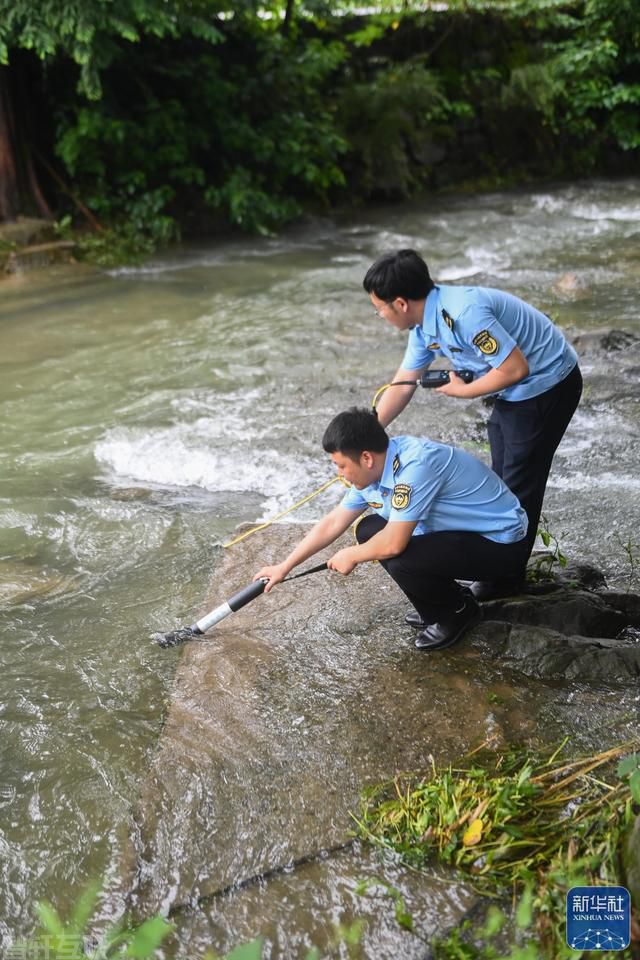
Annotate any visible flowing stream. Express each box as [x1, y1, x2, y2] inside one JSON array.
[[1, 178, 639, 955]]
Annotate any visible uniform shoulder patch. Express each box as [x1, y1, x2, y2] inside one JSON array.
[[392, 483, 411, 510], [442, 308, 455, 331], [392, 454, 401, 474], [472, 329, 499, 356]]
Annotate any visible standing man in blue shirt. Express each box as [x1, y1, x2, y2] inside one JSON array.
[[255, 408, 528, 651], [363, 249, 582, 600]]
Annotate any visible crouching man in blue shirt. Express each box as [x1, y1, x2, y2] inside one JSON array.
[[254, 408, 528, 652]]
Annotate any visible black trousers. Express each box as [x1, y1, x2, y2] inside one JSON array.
[[487, 364, 582, 572], [355, 514, 529, 624]]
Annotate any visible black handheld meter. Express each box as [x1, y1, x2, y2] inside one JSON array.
[[420, 369, 474, 388]]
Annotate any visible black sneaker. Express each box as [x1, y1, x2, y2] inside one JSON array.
[[415, 597, 482, 651]]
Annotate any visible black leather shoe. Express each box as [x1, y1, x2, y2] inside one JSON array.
[[469, 578, 525, 602], [404, 609, 427, 629], [415, 597, 482, 651]]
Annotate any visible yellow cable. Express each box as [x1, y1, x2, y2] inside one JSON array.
[[371, 382, 391, 410], [223, 475, 348, 548], [223, 383, 394, 550]]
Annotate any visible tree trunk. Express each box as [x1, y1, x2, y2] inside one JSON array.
[[282, 0, 295, 36], [0, 66, 20, 221], [0, 58, 53, 222]]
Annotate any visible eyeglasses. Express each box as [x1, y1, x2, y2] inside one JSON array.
[[372, 301, 394, 320]]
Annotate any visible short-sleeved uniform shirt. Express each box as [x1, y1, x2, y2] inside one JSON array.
[[341, 436, 528, 543], [401, 285, 578, 401]]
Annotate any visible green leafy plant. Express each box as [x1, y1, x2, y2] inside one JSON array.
[[618, 752, 640, 804], [336, 54, 471, 200], [205, 939, 266, 960], [11, 883, 173, 959], [0, 0, 222, 100], [529, 515, 567, 582], [615, 533, 640, 593], [549, 0, 640, 153], [11, 889, 362, 959], [355, 741, 639, 958], [355, 878, 415, 934]]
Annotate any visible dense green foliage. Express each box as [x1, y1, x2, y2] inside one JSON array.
[[356, 742, 639, 958], [0, 0, 223, 98], [1, 0, 638, 256]]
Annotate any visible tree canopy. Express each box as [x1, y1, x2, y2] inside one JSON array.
[[1, 0, 638, 255], [0, 0, 224, 97]]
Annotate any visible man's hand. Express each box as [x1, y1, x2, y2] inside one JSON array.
[[327, 547, 359, 576], [435, 370, 474, 397], [436, 347, 529, 399], [253, 563, 289, 593]]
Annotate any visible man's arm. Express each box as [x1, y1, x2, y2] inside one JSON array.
[[328, 520, 417, 575], [374, 364, 427, 427], [436, 346, 529, 399], [254, 504, 364, 591]]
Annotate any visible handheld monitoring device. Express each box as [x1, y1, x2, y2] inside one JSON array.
[[420, 369, 474, 387], [371, 368, 475, 414]]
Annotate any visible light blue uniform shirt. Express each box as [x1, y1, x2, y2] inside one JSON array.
[[402, 285, 578, 401], [341, 436, 528, 544]]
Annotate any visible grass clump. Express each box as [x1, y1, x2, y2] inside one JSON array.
[[354, 740, 639, 958]]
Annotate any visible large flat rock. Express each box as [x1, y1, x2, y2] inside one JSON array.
[[114, 524, 640, 956], [117, 524, 497, 953]]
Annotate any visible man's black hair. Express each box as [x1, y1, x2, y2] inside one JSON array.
[[363, 249, 434, 302], [322, 407, 389, 459]]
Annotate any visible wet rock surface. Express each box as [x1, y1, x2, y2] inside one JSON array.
[[571, 326, 640, 356], [119, 524, 640, 957], [120, 523, 486, 955], [475, 616, 640, 681], [0, 559, 79, 606], [473, 563, 640, 680]]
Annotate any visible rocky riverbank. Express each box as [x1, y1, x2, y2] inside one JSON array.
[[0, 217, 75, 274]]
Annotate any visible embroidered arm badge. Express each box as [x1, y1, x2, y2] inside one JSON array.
[[392, 483, 412, 509], [472, 330, 499, 355]]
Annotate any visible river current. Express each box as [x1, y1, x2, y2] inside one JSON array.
[[1, 178, 639, 955]]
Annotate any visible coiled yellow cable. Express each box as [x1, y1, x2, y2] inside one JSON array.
[[223, 475, 349, 548]]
